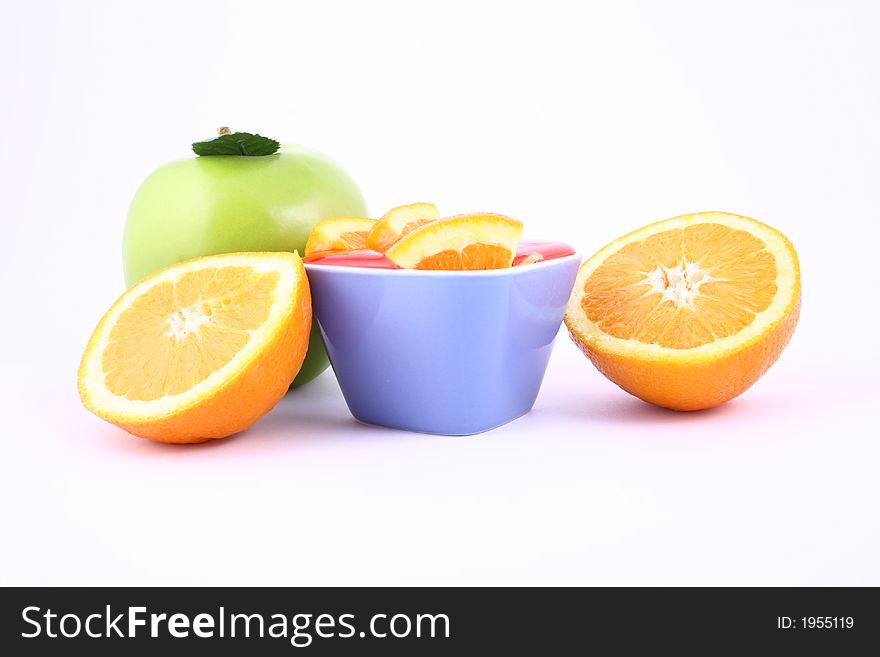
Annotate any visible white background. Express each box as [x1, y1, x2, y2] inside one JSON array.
[[1, 0, 878, 585]]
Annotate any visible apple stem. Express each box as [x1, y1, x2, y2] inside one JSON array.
[[218, 127, 231, 136]]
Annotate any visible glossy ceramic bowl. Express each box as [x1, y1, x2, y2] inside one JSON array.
[[304, 254, 580, 435]]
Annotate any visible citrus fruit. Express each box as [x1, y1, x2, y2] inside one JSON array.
[[78, 252, 312, 443], [384, 213, 523, 270], [365, 202, 440, 252], [564, 211, 800, 410], [303, 216, 377, 256]]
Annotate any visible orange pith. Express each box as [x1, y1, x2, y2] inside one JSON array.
[[565, 212, 800, 411], [384, 213, 523, 271], [78, 252, 311, 443]]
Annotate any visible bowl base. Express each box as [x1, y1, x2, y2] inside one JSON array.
[[350, 407, 533, 436]]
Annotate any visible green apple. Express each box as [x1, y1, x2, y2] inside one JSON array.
[[123, 133, 367, 387]]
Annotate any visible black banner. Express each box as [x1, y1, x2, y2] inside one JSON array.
[[1, 587, 876, 654]]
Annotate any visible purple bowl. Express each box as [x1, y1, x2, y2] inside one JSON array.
[[304, 254, 580, 435]]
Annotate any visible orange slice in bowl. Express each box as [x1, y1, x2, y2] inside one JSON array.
[[366, 202, 440, 252], [385, 213, 523, 270], [514, 252, 545, 266], [78, 252, 312, 443], [304, 216, 377, 256], [564, 211, 800, 411]]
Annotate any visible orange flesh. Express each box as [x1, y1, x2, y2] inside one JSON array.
[[102, 267, 279, 401], [414, 243, 513, 270], [581, 225, 777, 349], [369, 219, 435, 252], [338, 230, 369, 250]]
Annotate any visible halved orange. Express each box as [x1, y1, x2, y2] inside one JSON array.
[[385, 213, 523, 270], [365, 202, 440, 252], [304, 216, 377, 256], [565, 212, 800, 410], [78, 252, 311, 443]]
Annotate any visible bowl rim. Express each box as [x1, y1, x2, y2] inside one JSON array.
[[303, 252, 581, 277]]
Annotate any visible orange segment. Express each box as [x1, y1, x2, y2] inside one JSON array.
[[78, 252, 312, 443], [384, 213, 523, 270], [366, 202, 440, 252], [304, 216, 377, 256], [565, 212, 800, 410]]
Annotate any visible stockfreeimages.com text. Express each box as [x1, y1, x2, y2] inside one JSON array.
[[22, 605, 450, 647]]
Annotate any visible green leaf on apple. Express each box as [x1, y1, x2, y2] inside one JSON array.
[[192, 132, 280, 157]]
